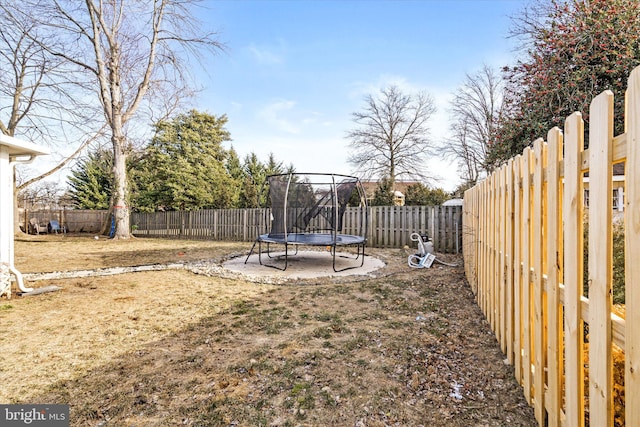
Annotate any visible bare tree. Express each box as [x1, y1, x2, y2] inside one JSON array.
[[19, 181, 66, 210], [1, 1, 105, 232], [27, 0, 223, 238], [347, 85, 436, 191], [441, 65, 503, 185]]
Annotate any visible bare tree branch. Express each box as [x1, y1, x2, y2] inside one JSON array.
[[0, 1, 100, 233], [24, 0, 224, 239], [347, 85, 436, 189], [441, 65, 504, 184], [17, 124, 108, 190]]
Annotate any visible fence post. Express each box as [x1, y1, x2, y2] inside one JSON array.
[[243, 209, 248, 241]]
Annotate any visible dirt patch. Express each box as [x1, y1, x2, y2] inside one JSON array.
[[223, 249, 386, 283], [1, 236, 536, 426]]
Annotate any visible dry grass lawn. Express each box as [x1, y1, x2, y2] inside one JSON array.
[[1, 234, 536, 426]]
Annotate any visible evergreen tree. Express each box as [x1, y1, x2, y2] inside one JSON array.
[[67, 148, 113, 209], [405, 183, 449, 206], [136, 110, 234, 211], [371, 177, 394, 206], [225, 146, 245, 208], [236, 152, 290, 208], [265, 153, 286, 177], [238, 153, 266, 208], [226, 146, 245, 182]]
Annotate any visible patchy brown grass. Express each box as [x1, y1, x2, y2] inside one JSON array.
[[1, 235, 536, 426], [13, 233, 243, 271]]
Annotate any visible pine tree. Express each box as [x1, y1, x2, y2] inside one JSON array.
[[67, 149, 113, 209], [404, 183, 449, 206], [371, 177, 394, 206], [136, 110, 234, 211]]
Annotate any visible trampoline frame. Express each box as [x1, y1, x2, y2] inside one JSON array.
[[245, 173, 368, 272]]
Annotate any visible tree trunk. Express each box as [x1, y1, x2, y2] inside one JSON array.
[[111, 117, 130, 239], [389, 158, 396, 192]]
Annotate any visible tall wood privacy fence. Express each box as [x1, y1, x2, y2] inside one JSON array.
[[20, 209, 108, 233], [131, 205, 462, 252], [463, 67, 640, 426]]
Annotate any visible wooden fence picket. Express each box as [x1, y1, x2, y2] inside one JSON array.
[[513, 154, 523, 384], [125, 205, 461, 252], [522, 146, 533, 404], [498, 165, 506, 353], [505, 158, 515, 366], [546, 127, 563, 425], [626, 66, 640, 427], [588, 90, 614, 426], [532, 138, 545, 425], [563, 111, 586, 427]]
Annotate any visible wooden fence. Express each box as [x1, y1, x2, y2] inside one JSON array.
[[462, 67, 640, 426], [20, 209, 108, 233], [131, 205, 462, 253]]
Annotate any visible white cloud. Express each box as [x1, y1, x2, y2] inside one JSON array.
[[258, 134, 352, 175], [247, 42, 284, 65], [258, 99, 300, 134], [347, 74, 434, 100], [257, 101, 335, 135]]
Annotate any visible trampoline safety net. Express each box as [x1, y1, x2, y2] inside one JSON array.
[[268, 173, 362, 237], [245, 173, 368, 272]]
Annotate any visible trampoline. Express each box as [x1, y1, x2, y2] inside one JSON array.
[[245, 173, 368, 272]]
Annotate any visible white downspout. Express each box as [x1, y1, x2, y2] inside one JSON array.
[[8, 265, 31, 293], [8, 154, 36, 293]]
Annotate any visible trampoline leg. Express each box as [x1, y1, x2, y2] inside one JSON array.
[[283, 243, 289, 271], [244, 240, 259, 264], [256, 241, 289, 271], [332, 243, 366, 273], [354, 243, 364, 261], [332, 249, 344, 273], [264, 242, 298, 259], [266, 242, 275, 258], [246, 240, 279, 269]]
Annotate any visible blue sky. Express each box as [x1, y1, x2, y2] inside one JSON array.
[[21, 0, 534, 191], [195, 0, 528, 191], [20, 0, 529, 192]]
